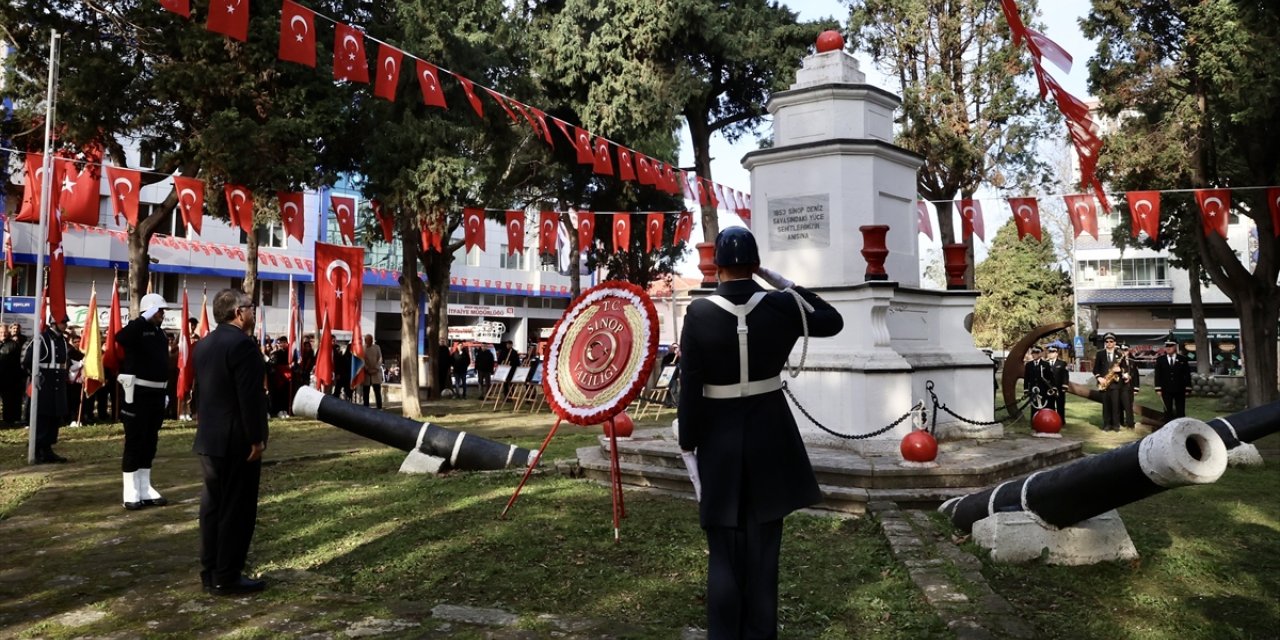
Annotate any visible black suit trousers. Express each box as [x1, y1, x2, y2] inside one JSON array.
[[1100, 386, 1122, 428], [705, 519, 784, 640], [1162, 392, 1186, 421], [199, 454, 262, 585]]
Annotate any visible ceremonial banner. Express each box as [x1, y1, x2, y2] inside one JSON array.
[[1193, 189, 1231, 238], [1063, 194, 1099, 240], [538, 211, 558, 255], [505, 211, 525, 254], [278, 0, 316, 67], [576, 211, 595, 252], [917, 201, 933, 240], [645, 213, 663, 252], [1009, 197, 1042, 242], [612, 213, 631, 254], [314, 242, 364, 333], [1127, 191, 1161, 240], [224, 184, 254, 235], [175, 176, 205, 235]]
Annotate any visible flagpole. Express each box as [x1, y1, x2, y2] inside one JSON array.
[[28, 30, 60, 464]]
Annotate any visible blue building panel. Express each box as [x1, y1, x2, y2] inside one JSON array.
[[1076, 287, 1174, 305]]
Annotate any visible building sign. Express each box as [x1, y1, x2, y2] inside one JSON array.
[[447, 304, 517, 318], [448, 321, 507, 343], [767, 195, 831, 250]]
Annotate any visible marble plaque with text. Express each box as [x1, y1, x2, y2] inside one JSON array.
[[767, 195, 831, 250]]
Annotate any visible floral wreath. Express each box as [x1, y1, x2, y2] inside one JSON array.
[[543, 280, 659, 426]]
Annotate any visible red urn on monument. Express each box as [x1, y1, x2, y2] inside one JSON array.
[[696, 241, 718, 287], [942, 243, 968, 290], [859, 224, 890, 281]]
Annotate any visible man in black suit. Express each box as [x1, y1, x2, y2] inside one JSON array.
[[1023, 346, 1049, 407], [1118, 343, 1140, 429], [193, 289, 269, 596], [1154, 339, 1192, 421], [677, 227, 844, 640], [1044, 346, 1069, 423], [1092, 333, 1125, 431]]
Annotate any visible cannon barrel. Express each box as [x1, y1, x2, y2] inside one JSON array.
[[940, 417, 1229, 533], [292, 386, 535, 471], [1204, 400, 1280, 450]]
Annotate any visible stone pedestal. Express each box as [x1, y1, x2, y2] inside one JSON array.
[[972, 510, 1139, 565]]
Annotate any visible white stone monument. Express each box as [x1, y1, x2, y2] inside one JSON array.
[[740, 36, 997, 450]]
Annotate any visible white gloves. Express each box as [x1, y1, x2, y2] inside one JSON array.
[[756, 267, 795, 290]]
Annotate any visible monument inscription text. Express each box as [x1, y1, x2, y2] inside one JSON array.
[[768, 195, 831, 250]]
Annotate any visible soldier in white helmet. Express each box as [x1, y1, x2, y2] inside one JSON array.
[[115, 293, 172, 510]]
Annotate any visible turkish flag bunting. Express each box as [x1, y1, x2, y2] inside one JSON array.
[[705, 179, 721, 210], [160, 0, 190, 17], [675, 211, 693, 244], [1193, 189, 1231, 238], [694, 177, 708, 206], [1008, 197, 1042, 242], [998, 0, 1028, 46], [56, 159, 100, 226], [592, 137, 614, 176], [917, 201, 933, 240], [48, 241, 67, 326], [174, 176, 205, 235], [314, 242, 364, 333], [538, 211, 558, 255], [636, 155, 654, 186], [1267, 187, 1280, 238], [1025, 27, 1072, 73], [374, 43, 403, 101], [106, 166, 142, 227], [1126, 191, 1161, 240], [612, 213, 631, 254], [420, 218, 442, 252], [576, 211, 595, 252], [484, 89, 519, 123], [373, 199, 394, 243], [574, 128, 594, 165], [959, 199, 985, 241], [278, 191, 306, 243], [734, 191, 752, 227], [529, 107, 554, 146], [177, 290, 193, 400], [416, 60, 448, 108], [207, 0, 249, 41], [333, 23, 370, 84], [331, 195, 356, 244], [662, 164, 679, 195], [551, 118, 574, 150], [505, 211, 525, 255], [463, 208, 486, 253], [616, 148, 635, 181], [17, 153, 51, 223], [456, 76, 484, 118], [224, 184, 254, 235], [278, 0, 316, 67], [313, 311, 334, 386], [102, 276, 124, 372], [645, 213, 663, 252]]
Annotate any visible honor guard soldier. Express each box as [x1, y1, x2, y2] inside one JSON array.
[[1023, 346, 1049, 407], [1044, 345, 1069, 422], [22, 315, 81, 463], [677, 227, 844, 640], [1118, 343, 1140, 429], [1154, 339, 1192, 421], [116, 293, 173, 509]]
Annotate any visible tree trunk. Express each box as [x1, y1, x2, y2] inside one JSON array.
[[243, 226, 260, 302], [561, 211, 581, 299], [1187, 259, 1212, 376], [1237, 289, 1279, 408], [397, 217, 425, 418], [126, 232, 151, 319], [687, 115, 718, 242], [421, 245, 453, 400]]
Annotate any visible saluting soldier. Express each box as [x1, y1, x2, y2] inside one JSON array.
[[677, 227, 844, 640], [1044, 345, 1069, 422], [1118, 343, 1140, 429], [22, 314, 81, 463], [1023, 346, 1050, 407], [1092, 333, 1124, 431], [116, 293, 173, 509], [1154, 339, 1193, 421]]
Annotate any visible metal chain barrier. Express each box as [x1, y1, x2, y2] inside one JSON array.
[[782, 381, 924, 440], [925, 380, 1034, 435]]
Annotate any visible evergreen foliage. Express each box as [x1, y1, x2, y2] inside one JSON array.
[[972, 219, 1071, 350]]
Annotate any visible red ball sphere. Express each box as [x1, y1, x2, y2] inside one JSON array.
[[603, 411, 635, 438], [1032, 408, 1063, 434], [900, 430, 938, 462], [816, 30, 845, 53]]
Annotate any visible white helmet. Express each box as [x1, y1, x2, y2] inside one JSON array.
[[140, 293, 169, 316]]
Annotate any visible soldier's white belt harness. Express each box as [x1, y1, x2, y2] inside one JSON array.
[[118, 374, 166, 404], [700, 292, 785, 399]]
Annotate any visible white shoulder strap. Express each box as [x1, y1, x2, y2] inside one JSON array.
[[704, 292, 767, 385]]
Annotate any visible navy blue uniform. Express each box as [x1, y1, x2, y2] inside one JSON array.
[[117, 316, 171, 472]]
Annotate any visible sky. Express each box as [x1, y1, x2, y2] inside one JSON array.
[[673, 0, 1097, 277]]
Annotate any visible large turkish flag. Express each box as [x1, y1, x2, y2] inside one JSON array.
[[314, 242, 364, 333]]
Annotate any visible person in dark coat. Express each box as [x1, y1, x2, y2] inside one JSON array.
[[193, 289, 269, 596], [1023, 346, 1049, 407], [116, 293, 173, 510], [22, 316, 81, 463], [0, 323, 29, 426], [677, 227, 844, 640], [474, 344, 495, 397], [437, 342, 454, 397], [1092, 333, 1125, 431], [267, 337, 291, 417], [334, 341, 352, 401], [452, 343, 472, 399], [1044, 345, 1069, 422], [1118, 344, 1140, 428], [1154, 339, 1192, 421]]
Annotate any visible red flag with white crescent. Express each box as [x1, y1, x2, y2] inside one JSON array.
[[106, 166, 141, 227], [224, 183, 254, 235], [160, 0, 189, 17], [207, 0, 249, 41], [416, 60, 448, 109], [593, 138, 614, 176], [278, 191, 305, 243], [1126, 191, 1161, 240], [333, 22, 369, 84], [617, 148, 635, 181], [505, 211, 525, 255], [636, 155, 655, 186], [538, 211, 558, 255], [1008, 197, 1042, 242], [645, 213, 663, 252], [456, 76, 484, 118], [1063, 194, 1098, 240], [331, 195, 356, 244], [48, 242, 67, 325], [675, 211, 693, 244], [612, 213, 631, 254], [576, 211, 595, 252], [463, 207, 486, 252], [374, 43, 402, 102], [174, 176, 204, 235], [314, 311, 334, 386], [959, 199, 984, 241], [1193, 189, 1231, 238], [1268, 187, 1280, 238], [55, 159, 99, 226], [17, 153, 51, 223], [574, 128, 594, 165], [916, 201, 933, 240], [314, 242, 364, 333], [373, 199, 394, 243], [278, 0, 316, 67]]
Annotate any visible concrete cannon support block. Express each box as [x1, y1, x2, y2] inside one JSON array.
[[972, 510, 1139, 566]]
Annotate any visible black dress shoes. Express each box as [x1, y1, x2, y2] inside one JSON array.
[[33, 449, 68, 464], [210, 576, 266, 596], [123, 501, 145, 511], [141, 497, 169, 507]]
